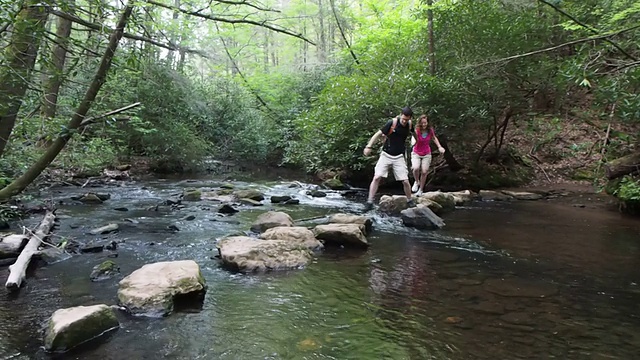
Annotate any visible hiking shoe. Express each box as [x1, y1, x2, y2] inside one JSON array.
[[407, 199, 416, 208], [363, 202, 375, 212], [416, 190, 423, 197], [411, 181, 419, 193]]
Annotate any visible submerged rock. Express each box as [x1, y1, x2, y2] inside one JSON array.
[[44, 304, 119, 353], [502, 190, 544, 200], [313, 223, 368, 248], [322, 178, 349, 190], [218, 204, 238, 214], [400, 206, 445, 230], [479, 190, 513, 201], [217, 236, 313, 272], [117, 260, 207, 317], [270, 195, 293, 203], [233, 189, 264, 201], [250, 211, 294, 233], [90, 260, 120, 282], [182, 189, 202, 201], [327, 213, 373, 235], [308, 190, 327, 198], [259, 226, 324, 251], [239, 198, 263, 206], [89, 223, 119, 235]]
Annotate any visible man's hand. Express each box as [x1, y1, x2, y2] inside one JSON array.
[[363, 146, 372, 156], [438, 146, 445, 154]]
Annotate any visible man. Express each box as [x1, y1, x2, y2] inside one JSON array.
[[363, 107, 416, 211]]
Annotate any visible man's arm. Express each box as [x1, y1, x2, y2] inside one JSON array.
[[363, 130, 383, 156]]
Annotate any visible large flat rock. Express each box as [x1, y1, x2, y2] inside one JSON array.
[[44, 304, 119, 353], [218, 236, 313, 272], [117, 260, 206, 317]]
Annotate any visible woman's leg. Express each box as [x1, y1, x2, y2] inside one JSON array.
[[418, 155, 432, 193], [410, 153, 420, 192]]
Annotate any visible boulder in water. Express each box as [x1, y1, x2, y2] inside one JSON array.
[[250, 211, 294, 233], [44, 304, 119, 353], [327, 213, 373, 235], [313, 223, 368, 248], [322, 178, 349, 190], [217, 236, 313, 272], [259, 226, 324, 251], [233, 189, 264, 201], [182, 189, 202, 201], [419, 191, 456, 212], [378, 195, 408, 215], [401, 206, 445, 229], [117, 260, 207, 317], [271, 195, 293, 203], [89, 223, 119, 235], [90, 260, 120, 282], [479, 190, 513, 201]]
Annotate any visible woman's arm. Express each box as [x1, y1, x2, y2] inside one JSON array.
[[433, 132, 446, 154]]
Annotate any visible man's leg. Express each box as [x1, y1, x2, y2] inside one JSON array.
[[366, 156, 390, 210], [392, 157, 414, 206]]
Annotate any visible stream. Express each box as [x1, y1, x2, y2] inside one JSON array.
[[0, 175, 639, 359]]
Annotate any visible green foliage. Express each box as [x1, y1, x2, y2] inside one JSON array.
[[614, 175, 640, 201]]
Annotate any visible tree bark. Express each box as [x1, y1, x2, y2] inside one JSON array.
[[5, 211, 56, 290], [42, 0, 73, 119], [427, 0, 435, 75], [605, 152, 640, 179], [0, 4, 134, 200], [0, 1, 49, 158]]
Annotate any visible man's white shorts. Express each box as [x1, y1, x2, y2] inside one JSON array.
[[374, 152, 409, 181], [411, 153, 432, 173]]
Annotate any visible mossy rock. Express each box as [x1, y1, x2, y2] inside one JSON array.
[[90, 260, 120, 282], [44, 305, 119, 353], [233, 189, 264, 201], [182, 189, 202, 201], [220, 183, 235, 189], [322, 178, 349, 190]]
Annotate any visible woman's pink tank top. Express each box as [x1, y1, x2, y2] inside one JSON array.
[[413, 128, 434, 156]]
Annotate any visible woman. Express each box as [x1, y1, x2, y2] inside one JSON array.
[[411, 114, 445, 196]]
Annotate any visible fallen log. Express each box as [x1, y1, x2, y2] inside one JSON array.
[[605, 151, 640, 179], [5, 211, 56, 291], [0, 234, 29, 259]]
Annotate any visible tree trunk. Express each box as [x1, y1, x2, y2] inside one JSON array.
[[0, 4, 134, 200], [0, 1, 48, 158], [318, 0, 326, 63], [605, 151, 640, 179], [5, 211, 56, 290], [427, 0, 435, 75], [42, 1, 73, 119]]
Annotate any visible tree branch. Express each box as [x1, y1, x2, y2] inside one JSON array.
[[537, 0, 637, 61], [329, 0, 362, 70], [79, 102, 141, 128], [145, 0, 315, 45], [50, 9, 212, 58], [463, 25, 640, 68], [207, 0, 280, 13]]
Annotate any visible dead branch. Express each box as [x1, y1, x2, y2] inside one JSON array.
[[145, 0, 315, 45], [51, 9, 211, 57], [78, 102, 141, 128], [464, 24, 640, 68], [5, 211, 56, 290], [536, 0, 637, 61], [329, 0, 362, 69]]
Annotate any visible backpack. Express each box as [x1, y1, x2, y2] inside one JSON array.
[[387, 116, 412, 137]]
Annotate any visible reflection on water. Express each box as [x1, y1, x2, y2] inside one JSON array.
[[0, 179, 639, 359]]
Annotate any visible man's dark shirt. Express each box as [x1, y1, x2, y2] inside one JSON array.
[[380, 119, 413, 156]]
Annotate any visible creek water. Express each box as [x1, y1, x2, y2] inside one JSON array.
[[0, 176, 639, 359]]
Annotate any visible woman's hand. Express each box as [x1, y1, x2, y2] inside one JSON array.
[[438, 146, 445, 154]]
